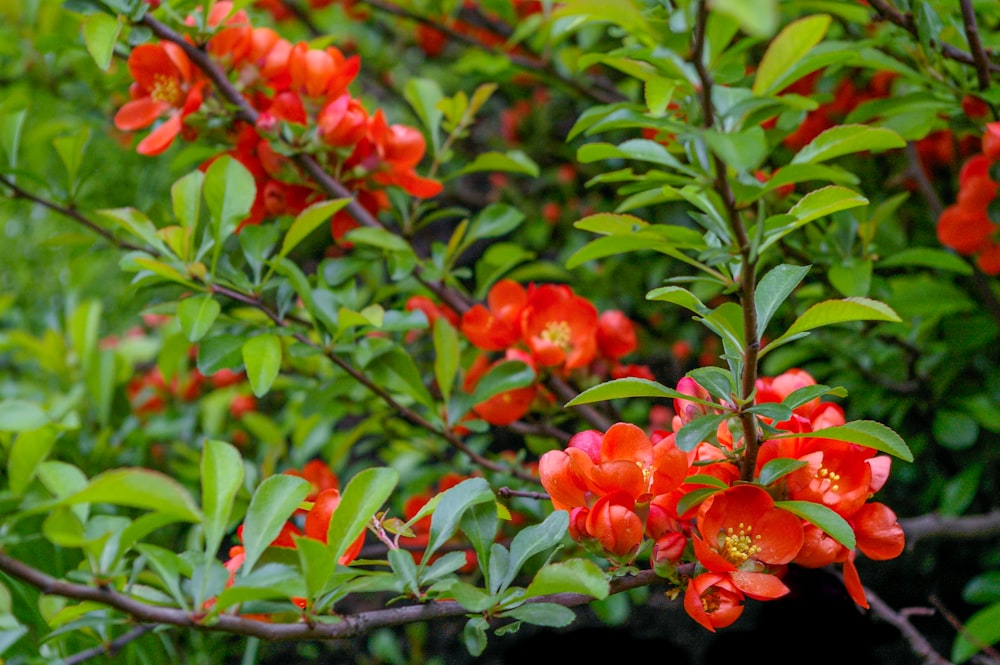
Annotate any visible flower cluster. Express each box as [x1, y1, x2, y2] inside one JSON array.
[[457, 279, 652, 425], [936, 122, 1000, 274], [539, 368, 905, 631], [114, 2, 440, 242]]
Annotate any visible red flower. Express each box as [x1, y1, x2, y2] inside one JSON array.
[[585, 491, 644, 561], [520, 284, 598, 370], [460, 279, 527, 351], [684, 572, 745, 632], [692, 485, 803, 599], [596, 309, 638, 360], [937, 204, 993, 255], [113, 42, 206, 155]]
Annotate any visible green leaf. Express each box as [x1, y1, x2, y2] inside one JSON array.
[[467, 204, 525, 240], [505, 602, 576, 627], [525, 559, 609, 599], [425, 478, 494, 565], [343, 227, 412, 253], [686, 367, 734, 402], [501, 511, 569, 591], [877, 248, 973, 274], [177, 294, 221, 343], [933, 410, 979, 451], [675, 414, 727, 452], [953, 603, 1000, 664], [295, 534, 335, 601], [98, 208, 168, 255], [758, 457, 808, 486], [574, 212, 648, 235], [403, 78, 444, 156], [65, 468, 202, 522], [433, 318, 459, 403], [368, 347, 436, 411], [448, 581, 495, 613], [712, 0, 778, 36], [326, 467, 398, 566], [451, 150, 539, 178], [577, 139, 685, 170], [939, 463, 983, 516], [791, 124, 905, 165], [8, 426, 58, 497], [0, 400, 49, 432], [197, 334, 244, 374], [566, 377, 716, 408], [82, 12, 121, 71], [773, 420, 913, 462], [171, 169, 205, 236], [53, 127, 91, 191], [755, 264, 810, 339], [135, 544, 190, 610], [646, 286, 710, 315], [201, 440, 244, 559], [239, 474, 311, 575], [278, 199, 350, 261], [963, 572, 1000, 605], [776, 500, 855, 550], [242, 334, 282, 397], [204, 155, 255, 265], [828, 259, 872, 297], [703, 127, 767, 171], [764, 297, 901, 354], [753, 14, 831, 95]]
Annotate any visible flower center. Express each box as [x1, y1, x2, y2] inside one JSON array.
[[151, 74, 183, 106], [540, 320, 571, 349], [720, 522, 761, 566], [814, 466, 841, 493], [701, 588, 722, 613]]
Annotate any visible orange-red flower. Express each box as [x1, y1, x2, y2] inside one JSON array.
[[596, 309, 638, 360], [113, 42, 206, 156], [465, 349, 538, 426], [684, 572, 745, 632], [460, 279, 527, 351], [521, 284, 598, 370], [692, 484, 803, 600]]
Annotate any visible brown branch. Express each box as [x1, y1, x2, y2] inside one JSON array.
[[862, 582, 954, 665], [900, 511, 1000, 549], [0, 549, 662, 642], [691, 0, 760, 480], [868, 0, 1000, 74], [959, 0, 993, 90]]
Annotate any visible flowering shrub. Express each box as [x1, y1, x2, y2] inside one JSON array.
[[2, 1, 1000, 664]]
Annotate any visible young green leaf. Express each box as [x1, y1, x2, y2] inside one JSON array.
[[277, 199, 350, 261], [8, 426, 58, 497], [762, 297, 901, 354], [425, 477, 494, 565], [952, 603, 1000, 664], [524, 559, 609, 600], [566, 377, 718, 408], [433, 318, 460, 403], [500, 510, 569, 592], [755, 263, 810, 338], [753, 14, 830, 96]]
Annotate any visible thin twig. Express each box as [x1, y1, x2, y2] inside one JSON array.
[[868, 0, 1000, 74], [359, 0, 624, 105], [958, 0, 993, 90], [0, 174, 152, 255], [63, 625, 157, 665], [862, 583, 953, 665]]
